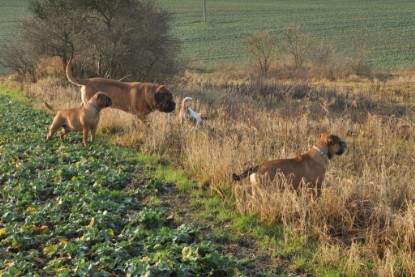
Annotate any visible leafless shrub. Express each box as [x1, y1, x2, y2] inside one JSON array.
[[244, 29, 279, 77], [1, 0, 182, 84], [282, 24, 311, 70], [309, 43, 372, 80]]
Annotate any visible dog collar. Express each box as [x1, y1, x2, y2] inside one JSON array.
[[313, 146, 330, 161]]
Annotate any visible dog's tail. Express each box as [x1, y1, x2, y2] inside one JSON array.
[[232, 166, 259, 181], [43, 102, 56, 113], [43, 101, 55, 112], [181, 96, 193, 110], [66, 59, 88, 86]]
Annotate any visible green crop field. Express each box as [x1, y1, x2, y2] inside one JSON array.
[[0, 0, 30, 75], [0, 88, 237, 275], [0, 0, 414, 70], [164, 0, 415, 70], [0, 0, 28, 46]]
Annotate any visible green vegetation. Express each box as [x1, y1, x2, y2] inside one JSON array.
[[1, 0, 415, 72], [0, 89, 236, 276], [0, 86, 348, 276], [164, 0, 415, 69], [0, 0, 29, 75], [0, 1, 28, 43]]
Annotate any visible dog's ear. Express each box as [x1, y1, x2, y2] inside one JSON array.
[[320, 133, 333, 144], [154, 91, 163, 104], [327, 134, 342, 146], [154, 85, 168, 103], [96, 93, 105, 107], [95, 93, 111, 108], [104, 94, 112, 107]]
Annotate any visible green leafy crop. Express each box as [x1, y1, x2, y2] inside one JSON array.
[[0, 92, 235, 276]]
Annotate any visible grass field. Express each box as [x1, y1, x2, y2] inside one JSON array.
[[0, 0, 29, 75], [163, 0, 415, 69]]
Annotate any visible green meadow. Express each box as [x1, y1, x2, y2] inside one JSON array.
[[0, 0, 28, 46], [0, 0, 29, 75], [164, 0, 415, 69]]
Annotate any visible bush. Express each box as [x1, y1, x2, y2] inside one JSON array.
[[1, 0, 183, 83]]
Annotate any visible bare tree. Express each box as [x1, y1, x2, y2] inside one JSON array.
[[283, 24, 310, 69], [80, 0, 182, 81], [1, 0, 182, 83], [0, 39, 39, 83], [28, 0, 86, 71], [245, 29, 278, 77]]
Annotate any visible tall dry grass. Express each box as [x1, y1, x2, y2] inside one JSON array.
[[21, 71, 415, 275]]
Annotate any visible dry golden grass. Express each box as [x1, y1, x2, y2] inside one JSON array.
[[23, 71, 415, 275]]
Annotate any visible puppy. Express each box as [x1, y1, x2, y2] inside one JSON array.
[[233, 133, 347, 195], [45, 92, 112, 147]]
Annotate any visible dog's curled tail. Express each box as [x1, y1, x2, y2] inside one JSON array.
[[181, 96, 193, 109], [232, 166, 259, 181], [66, 59, 88, 86], [43, 102, 55, 112]]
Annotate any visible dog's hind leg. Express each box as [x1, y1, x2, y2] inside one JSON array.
[[47, 121, 61, 140], [59, 126, 70, 141], [46, 128, 58, 140], [82, 128, 89, 147], [90, 128, 97, 142]]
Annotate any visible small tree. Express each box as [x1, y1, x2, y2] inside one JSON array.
[[245, 29, 278, 77], [283, 24, 310, 69]]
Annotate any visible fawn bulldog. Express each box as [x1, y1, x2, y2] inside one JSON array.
[[45, 92, 112, 147], [66, 59, 175, 123], [233, 133, 347, 194]]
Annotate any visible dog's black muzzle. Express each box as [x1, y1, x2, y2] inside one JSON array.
[[336, 140, 347, 155], [106, 98, 112, 107], [160, 101, 176, 113]]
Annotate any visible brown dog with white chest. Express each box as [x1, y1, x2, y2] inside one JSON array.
[[232, 133, 347, 195], [45, 92, 112, 147], [66, 59, 175, 123]]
